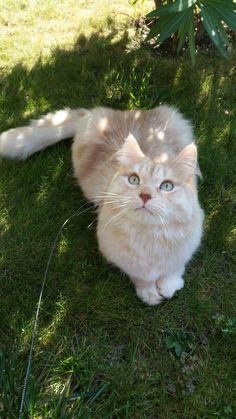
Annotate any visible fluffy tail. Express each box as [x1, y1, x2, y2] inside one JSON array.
[[0, 108, 88, 159]]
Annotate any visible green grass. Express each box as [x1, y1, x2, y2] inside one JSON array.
[[0, 0, 236, 417]]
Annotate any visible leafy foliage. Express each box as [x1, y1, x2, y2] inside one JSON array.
[[146, 0, 236, 64], [213, 314, 236, 335], [164, 331, 194, 357]]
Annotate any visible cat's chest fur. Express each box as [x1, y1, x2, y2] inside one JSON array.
[[97, 212, 192, 282]]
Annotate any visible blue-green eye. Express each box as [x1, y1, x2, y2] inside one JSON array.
[[128, 174, 140, 185], [160, 181, 174, 191]]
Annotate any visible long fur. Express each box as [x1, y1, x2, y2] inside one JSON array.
[[0, 108, 87, 159], [0, 105, 204, 305]]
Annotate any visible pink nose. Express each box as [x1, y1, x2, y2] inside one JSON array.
[[139, 192, 152, 204]]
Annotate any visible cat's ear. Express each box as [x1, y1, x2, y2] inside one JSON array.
[[113, 134, 145, 167], [172, 143, 201, 179]]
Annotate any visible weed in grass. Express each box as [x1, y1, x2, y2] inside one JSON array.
[[212, 314, 236, 336]]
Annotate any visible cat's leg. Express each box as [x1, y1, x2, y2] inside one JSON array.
[[156, 274, 184, 299], [132, 278, 163, 306]]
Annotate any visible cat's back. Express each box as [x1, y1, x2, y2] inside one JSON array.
[[73, 105, 193, 160]]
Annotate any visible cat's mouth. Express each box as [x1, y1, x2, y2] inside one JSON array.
[[135, 206, 154, 216]]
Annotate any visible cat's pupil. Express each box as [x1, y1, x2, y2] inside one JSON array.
[[160, 181, 174, 191], [128, 174, 140, 185]]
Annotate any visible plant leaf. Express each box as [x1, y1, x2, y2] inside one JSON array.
[[200, 3, 228, 57], [174, 343, 183, 357], [177, 6, 194, 53], [165, 336, 176, 349], [148, 8, 193, 44], [146, 14, 175, 40], [209, 4, 236, 32], [204, 2, 230, 46], [207, 0, 236, 12], [147, 0, 197, 18]]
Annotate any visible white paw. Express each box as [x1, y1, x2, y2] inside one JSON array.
[[136, 285, 163, 306], [157, 276, 184, 299]]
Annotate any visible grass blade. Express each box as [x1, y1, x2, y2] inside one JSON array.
[[87, 383, 109, 406]]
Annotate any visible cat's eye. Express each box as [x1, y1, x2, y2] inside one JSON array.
[[128, 174, 140, 185], [160, 181, 174, 191]]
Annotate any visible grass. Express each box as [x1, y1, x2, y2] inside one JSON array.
[[0, 0, 236, 417]]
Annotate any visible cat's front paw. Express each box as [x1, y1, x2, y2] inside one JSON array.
[[136, 284, 163, 306], [157, 276, 184, 299]]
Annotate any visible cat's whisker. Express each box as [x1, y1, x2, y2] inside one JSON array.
[[102, 208, 128, 230], [94, 194, 133, 203], [95, 193, 132, 200], [151, 202, 166, 212], [72, 201, 95, 214], [87, 217, 97, 229], [97, 191, 128, 197], [94, 195, 133, 209], [106, 203, 129, 209], [101, 204, 130, 214], [109, 210, 129, 227], [165, 208, 189, 223], [159, 215, 175, 253], [158, 214, 168, 236], [101, 201, 126, 206], [97, 198, 130, 204], [152, 203, 187, 224]]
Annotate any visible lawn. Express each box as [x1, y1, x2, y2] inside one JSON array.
[[0, 0, 236, 417]]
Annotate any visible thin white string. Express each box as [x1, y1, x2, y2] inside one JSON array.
[[18, 203, 93, 419]]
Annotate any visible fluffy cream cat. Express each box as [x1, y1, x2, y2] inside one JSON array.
[[0, 106, 204, 305]]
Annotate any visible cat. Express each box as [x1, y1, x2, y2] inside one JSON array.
[[0, 105, 204, 305]]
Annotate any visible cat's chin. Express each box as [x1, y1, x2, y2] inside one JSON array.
[[127, 207, 161, 226]]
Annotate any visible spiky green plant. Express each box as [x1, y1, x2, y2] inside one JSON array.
[[146, 0, 236, 64]]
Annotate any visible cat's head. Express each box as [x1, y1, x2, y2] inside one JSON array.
[[106, 134, 201, 227]]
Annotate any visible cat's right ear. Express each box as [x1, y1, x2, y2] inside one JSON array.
[[112, 134, 145, 168], [171, 142, 200, 179]]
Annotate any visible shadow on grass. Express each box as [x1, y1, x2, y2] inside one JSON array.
[[0, 26, 236, 416]]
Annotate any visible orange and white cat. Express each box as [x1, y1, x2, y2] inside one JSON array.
[[0, 106, 204, 305]]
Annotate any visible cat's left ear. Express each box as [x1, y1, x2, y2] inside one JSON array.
[[172, 143, 201, 179], [113, 134, 145, 167]]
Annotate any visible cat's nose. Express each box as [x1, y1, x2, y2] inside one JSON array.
[[139, 192, 152, 204]]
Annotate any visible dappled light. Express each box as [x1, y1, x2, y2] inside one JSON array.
[[0, 1, 235, 417]]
